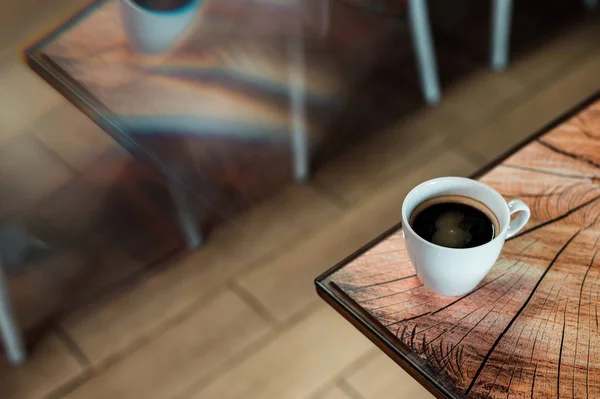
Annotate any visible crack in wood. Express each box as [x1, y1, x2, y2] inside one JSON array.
[[529, 283, 558, 362], [537, 139, 600, 169], [508, 195, 600, 241], [558, 298, 569, 399], [531, 363, 538, 399], [573, 251, 597, 398], [576, 115, 600, 142], [501, 164, 596, 180], [466, 229, 582, 395], [423, 261, 529, 354]]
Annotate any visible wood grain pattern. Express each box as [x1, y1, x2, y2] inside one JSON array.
[[322, 99, 600, 398]]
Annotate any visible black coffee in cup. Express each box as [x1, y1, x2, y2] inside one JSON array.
[[132, 0, 195, 11], [409, 195, 498, 249]]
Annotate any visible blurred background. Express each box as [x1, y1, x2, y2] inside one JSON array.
[[1, 0, 599, 397]]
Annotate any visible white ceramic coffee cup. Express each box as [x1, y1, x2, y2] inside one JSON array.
[[401, 177, 530, 297], [120, 0, 201, 54]]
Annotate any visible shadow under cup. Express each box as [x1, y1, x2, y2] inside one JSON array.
[[401, 177, 516, 297]]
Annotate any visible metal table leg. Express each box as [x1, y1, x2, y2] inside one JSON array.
[[169, 185, 203, 249], [491, 0, 513, 71], [287, 35, 309, 182], [0, 259, 26, 366], [408, 0, 441, 104]]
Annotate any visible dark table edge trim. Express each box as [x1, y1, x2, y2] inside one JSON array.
[[316, 281, 461, 399], [315, 89, 600, 398], [25, 0, 108, 55]]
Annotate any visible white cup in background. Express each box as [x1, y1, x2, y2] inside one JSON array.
[[120, 0, 202, 54], [401, 177, 530, 297]]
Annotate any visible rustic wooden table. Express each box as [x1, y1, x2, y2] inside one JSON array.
[[316, 93, 600, 398], [25, 0, 332, 243]]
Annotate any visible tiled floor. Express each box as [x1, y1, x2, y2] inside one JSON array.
[[2, 0, 600, 398]]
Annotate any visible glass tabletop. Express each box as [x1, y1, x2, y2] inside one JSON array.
[[27, 0, 400, 221]]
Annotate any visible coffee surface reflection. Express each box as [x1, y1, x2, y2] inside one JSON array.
[[410, 195, 497, 249]]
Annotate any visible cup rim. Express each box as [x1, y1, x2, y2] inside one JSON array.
[[123, 0, 201, 16], [401, 176, 509, 251]]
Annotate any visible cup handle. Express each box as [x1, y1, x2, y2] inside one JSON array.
[[506, 200, 531, 239]]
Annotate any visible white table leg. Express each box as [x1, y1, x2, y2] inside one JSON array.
[[0, 260, 25, 366], [287, 36, 309, 182], [170, 186, 203, 249], [408, 0, 441, 105], [491, 0, 513, 71]]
